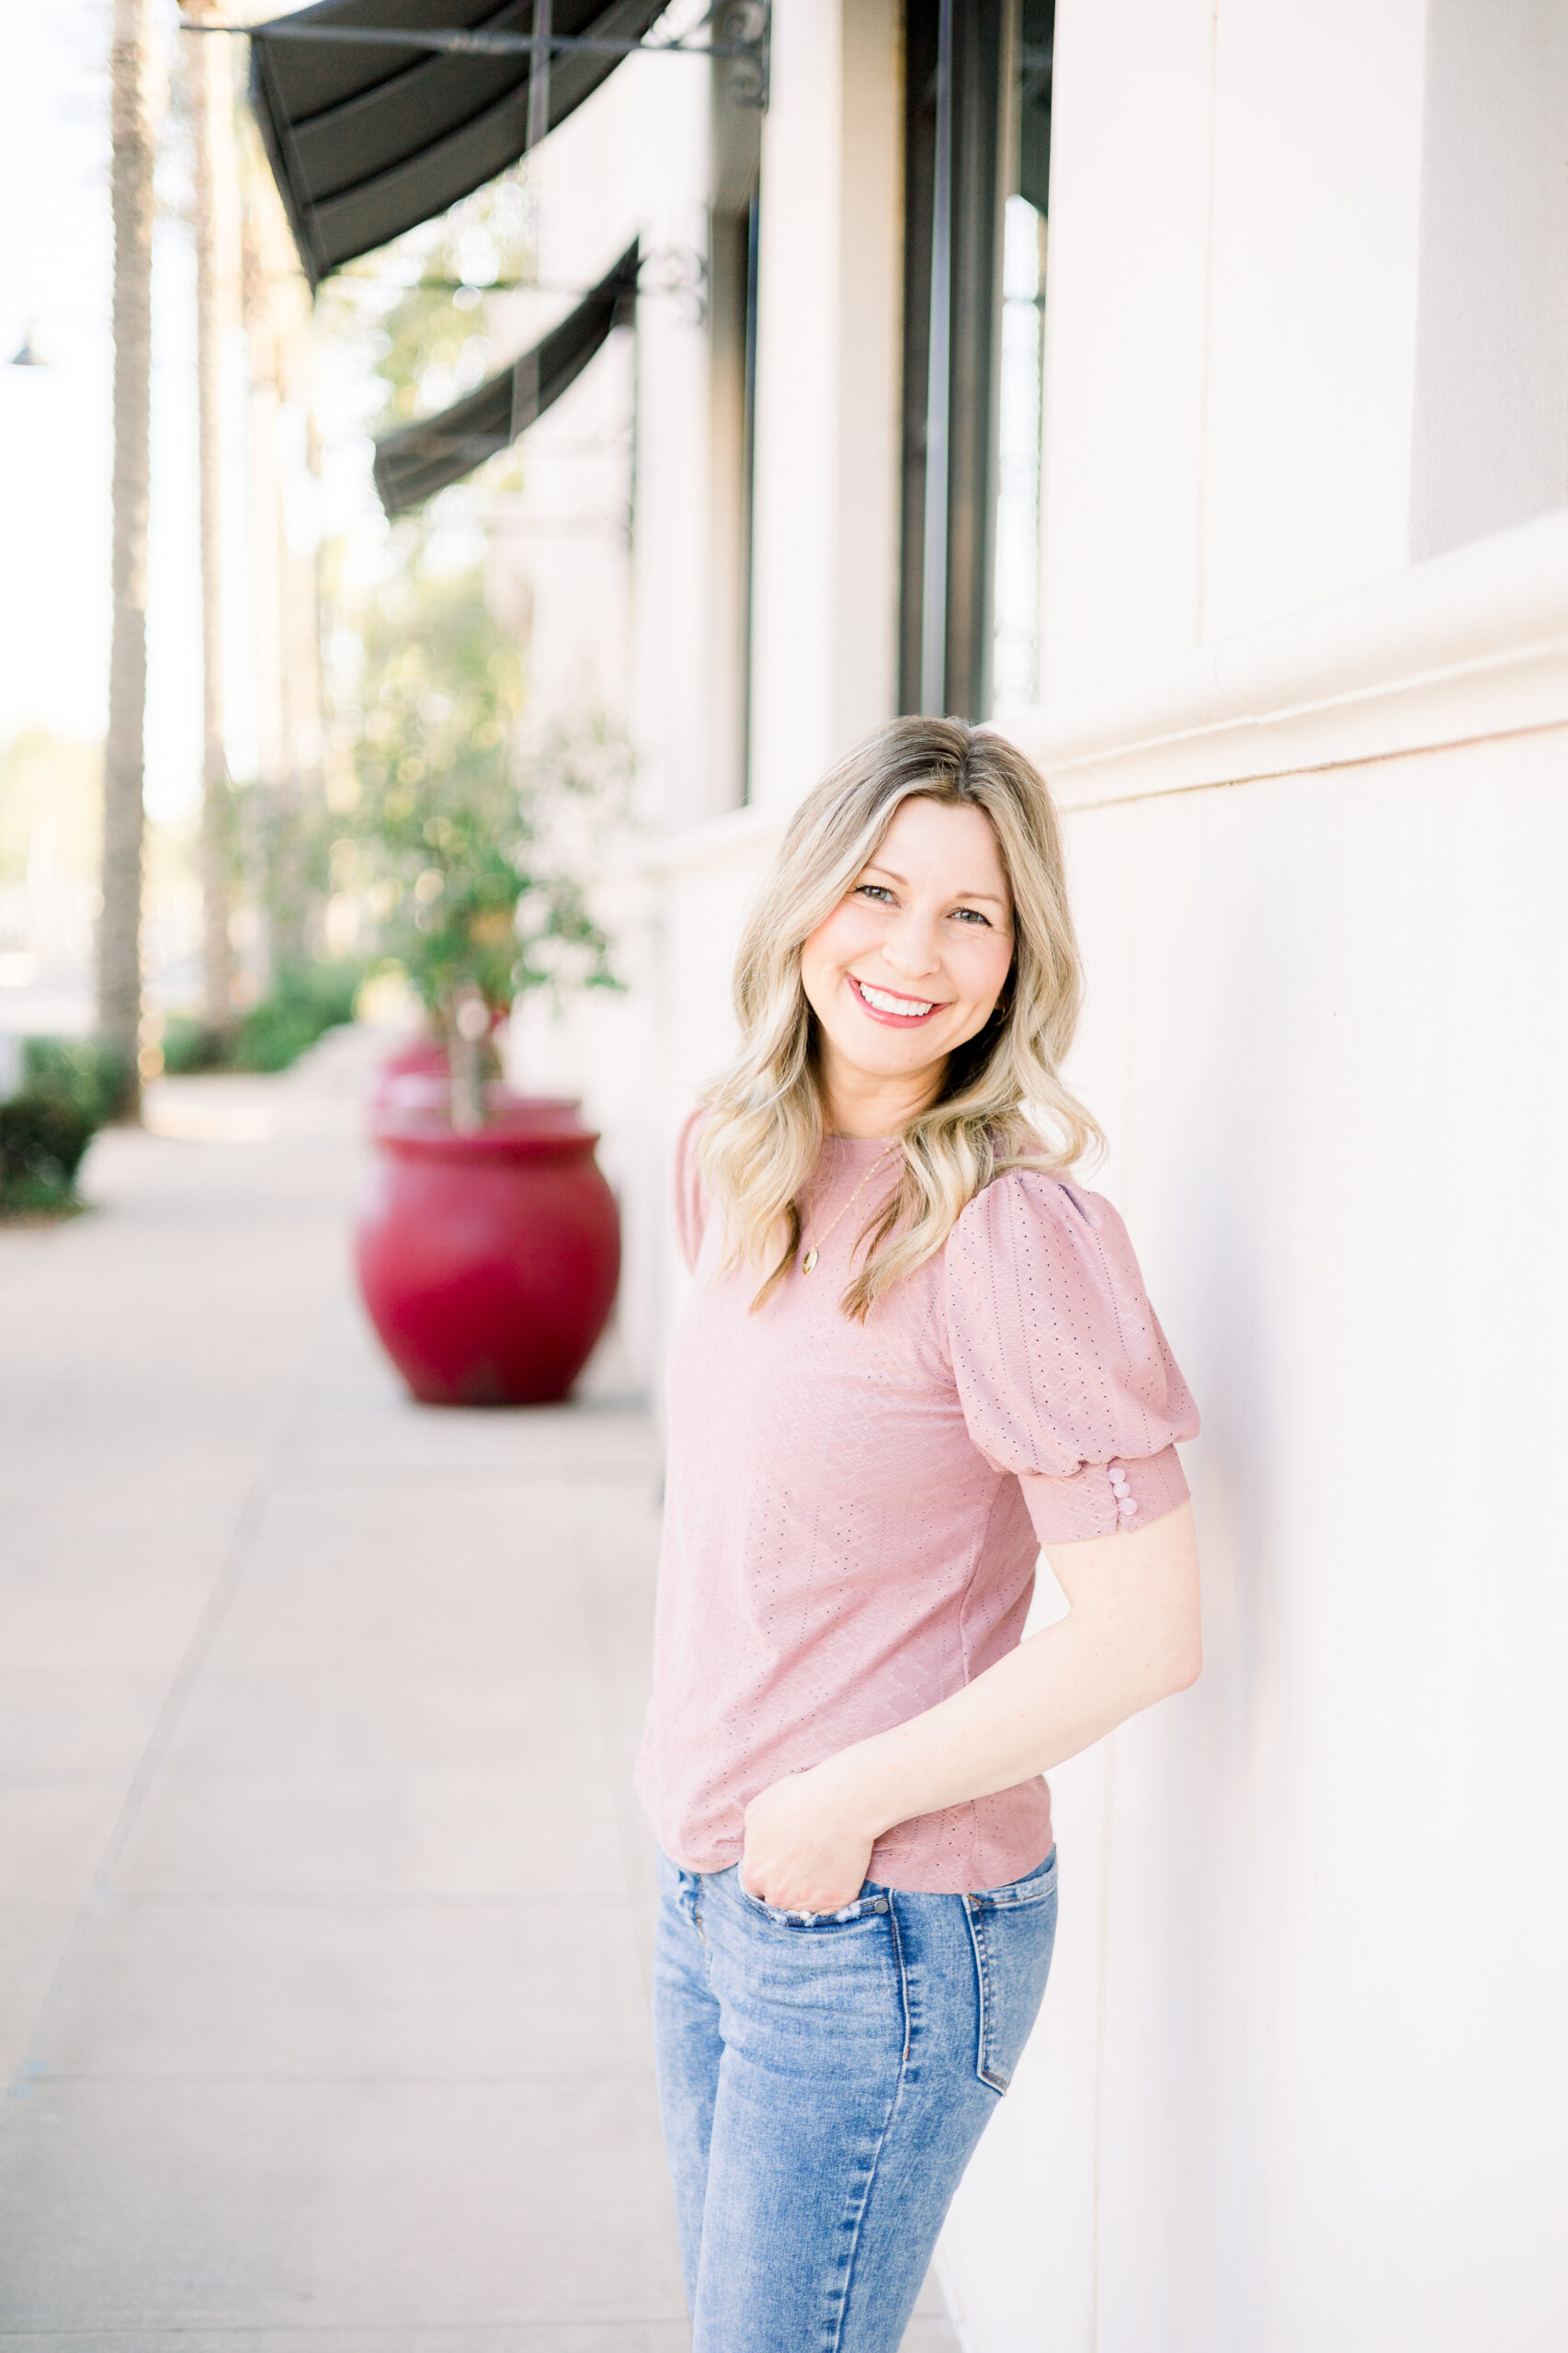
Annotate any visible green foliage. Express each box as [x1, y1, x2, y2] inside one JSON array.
[[312, 185, 627, 1115], [346, 567, 624, 1023], [0, 1093, 97, 1207], [162, 962, 367, 1078], [21, 1035, 130, 1123], [0, 1032, 128, 1214], [158, 1016, 230, 1076], [315, 167, 534, 453], [230, 962, 366, 1073]]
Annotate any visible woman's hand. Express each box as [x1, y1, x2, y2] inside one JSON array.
[[739, 1763, 879, 1914], [739, 1507, 1201, 1915]]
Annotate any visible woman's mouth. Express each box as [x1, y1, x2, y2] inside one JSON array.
[[848, 976, 944, 1026]]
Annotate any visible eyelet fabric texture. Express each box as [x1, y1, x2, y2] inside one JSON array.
[[640, 1115, 1199, 1895]]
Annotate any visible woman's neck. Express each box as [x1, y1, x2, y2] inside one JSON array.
[[819, 1051, 945, 1140]]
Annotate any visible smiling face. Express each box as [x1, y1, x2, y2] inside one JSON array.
[[799, 794, 1016, 1135]]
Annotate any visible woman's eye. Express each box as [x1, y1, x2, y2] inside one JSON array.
[[855, 883, 894, 904], [951, 906, 991, 926]]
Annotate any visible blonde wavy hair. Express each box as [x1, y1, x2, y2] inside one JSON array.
[[699, 716, 1102, 1319]]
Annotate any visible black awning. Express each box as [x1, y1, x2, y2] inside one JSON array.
[[372, 240, 638, 515], [1018, 0, 1053, 214], [250, 1, 667, 287]]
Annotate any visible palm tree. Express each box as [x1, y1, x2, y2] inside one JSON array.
[[101, 0, 157, 1110], [186, 0, 238, 1036]]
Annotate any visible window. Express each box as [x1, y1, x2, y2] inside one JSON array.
[[899, 0, 1053, 720]]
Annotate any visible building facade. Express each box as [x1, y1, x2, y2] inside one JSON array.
[[448, 5, 1568, 2345]]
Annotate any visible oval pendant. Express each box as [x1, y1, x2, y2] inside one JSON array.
[[801, 1248, 818, 1272]]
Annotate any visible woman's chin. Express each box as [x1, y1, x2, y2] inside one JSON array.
[[819, 1045, 956, 1110]]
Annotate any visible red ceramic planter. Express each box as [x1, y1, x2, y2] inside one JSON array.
[[354, 1098, 620, 1406], [369, 1035, 542, 1119]]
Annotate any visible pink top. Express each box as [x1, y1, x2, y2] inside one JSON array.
[[633, 1115, 1199, 1893]]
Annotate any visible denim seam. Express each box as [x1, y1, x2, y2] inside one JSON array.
[[978, 1880, 1056, 1915], [820, 1896, 914, 2353], [964, 1899, 1010, 2094]]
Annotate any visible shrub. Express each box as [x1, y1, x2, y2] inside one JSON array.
[[21, 1035, 131, 1124], [159, 1015, 229, 1075], [159, 963, 366, 1079], [0, 1035, 129, 1215], [0, 1090, 97, 1212], [230, 962, 364, 1073]]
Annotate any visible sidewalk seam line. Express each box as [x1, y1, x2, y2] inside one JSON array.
[[1, 1420, 290, 2123]]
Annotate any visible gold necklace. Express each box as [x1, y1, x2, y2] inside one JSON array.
[[800, 1147, 896, 1273]]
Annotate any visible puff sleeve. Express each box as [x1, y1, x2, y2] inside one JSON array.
[[942, 1170, 1199, 1545], [671, 1108, 710, 1274]]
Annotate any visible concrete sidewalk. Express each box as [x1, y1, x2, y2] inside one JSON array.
[[0, 1033, 957, 2351]]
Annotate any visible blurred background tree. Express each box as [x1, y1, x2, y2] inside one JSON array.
[[101, 0, 157, 1114], [343, 558, 624, 1129], [305, 166, 630, 1128]]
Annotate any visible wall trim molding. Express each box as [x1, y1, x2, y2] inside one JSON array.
[[632, 797, 784, 883], [1002, 506, 1568, 808]]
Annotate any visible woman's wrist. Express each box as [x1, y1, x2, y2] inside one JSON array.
[[805, 1739, 903, 1845]]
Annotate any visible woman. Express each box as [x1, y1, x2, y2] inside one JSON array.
[[636, 718, 1200, 2352]]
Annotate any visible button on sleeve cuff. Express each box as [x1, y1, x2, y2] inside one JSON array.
[[1019, 1444, 1191, 1547]]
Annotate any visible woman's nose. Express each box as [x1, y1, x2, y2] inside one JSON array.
[[880, 912, 943, 979]]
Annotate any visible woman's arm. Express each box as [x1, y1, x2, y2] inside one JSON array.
[[739, 1501, 1202, 1911]]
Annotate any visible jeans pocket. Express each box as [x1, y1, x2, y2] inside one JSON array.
[[964, 1864, 1058, 2092], [973, 1844, 1058, 1911], [728, 1865, 891, 1930]]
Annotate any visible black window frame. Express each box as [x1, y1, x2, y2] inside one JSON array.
[[899, 0, 1054, 721]]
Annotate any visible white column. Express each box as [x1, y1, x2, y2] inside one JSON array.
[[625, 44, 717, 832], [747, 0, 903, 813]]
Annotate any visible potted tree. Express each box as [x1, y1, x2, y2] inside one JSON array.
[[347, 575, 626, 1405]]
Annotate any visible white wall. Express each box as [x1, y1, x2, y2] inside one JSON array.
[[1195, 0, 1428, 639], [1038, 0, 1216, 689], [937, 5, 1568, 2337], [1409, 0, 1568, 559], [937, 518, 1568, 2353], [625, 33, 726, 834], [1041, 0, 1431, 688], [1042, 0, 1568, 694]]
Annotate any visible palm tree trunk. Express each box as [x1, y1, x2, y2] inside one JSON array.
[[101, 0, 157, 1110], [188, 0, 238, 1035], [240, 189, 290, 987]]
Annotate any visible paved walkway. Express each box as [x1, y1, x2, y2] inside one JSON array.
[[0, 1033, 957, 2350]]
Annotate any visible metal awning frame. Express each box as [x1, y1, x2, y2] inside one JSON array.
[[183, 2, 771, 106]]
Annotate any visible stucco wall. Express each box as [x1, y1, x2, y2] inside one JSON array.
[[935, 515, 1568, 2350], [926, 21, 1568, 2325]]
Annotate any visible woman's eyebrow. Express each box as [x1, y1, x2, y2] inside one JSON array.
[[862, 862, 1009, 906]]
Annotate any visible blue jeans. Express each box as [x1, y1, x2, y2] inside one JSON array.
[[653, 1844, 1058, 2353]]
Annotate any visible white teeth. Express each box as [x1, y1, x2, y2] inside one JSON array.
[[858, 981, 934, 1017]]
